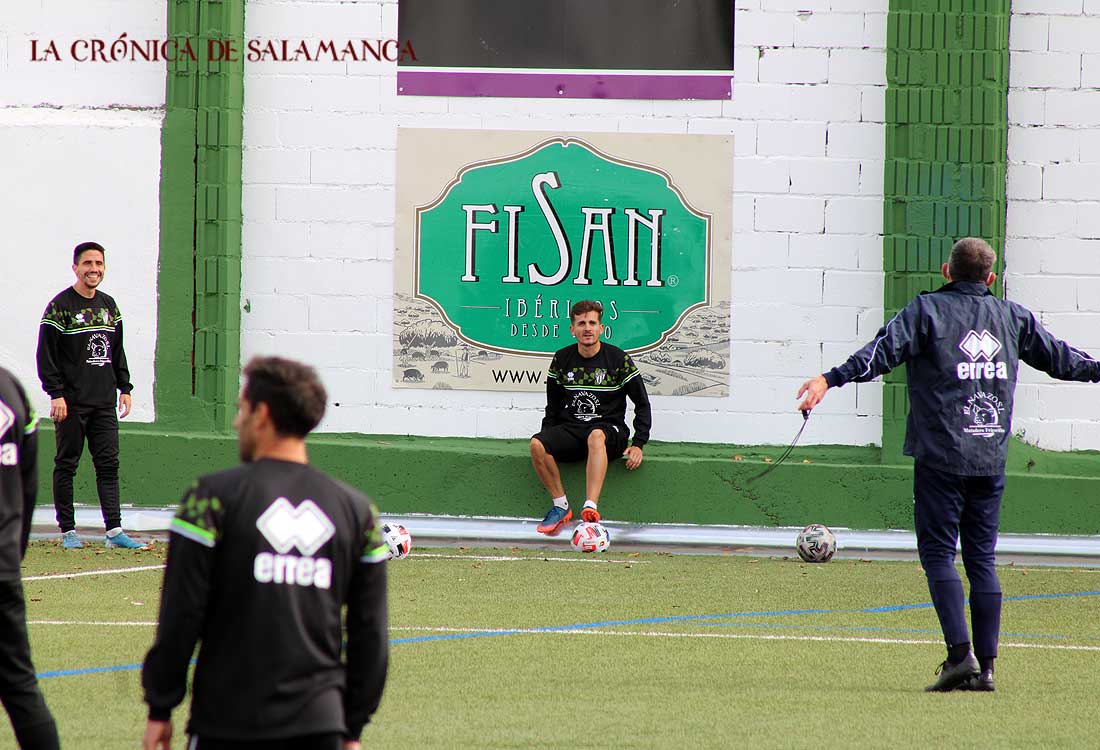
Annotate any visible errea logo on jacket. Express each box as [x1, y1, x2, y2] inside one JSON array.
[[957, 330, 1008, 380], [254, 498, 335, 589], [0, 401, 16, 466]]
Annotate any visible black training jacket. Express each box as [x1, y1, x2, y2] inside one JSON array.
[[543, 342, 652, 447], [0, 367, 37, 578], [142, 459, 390, 742], [824, 281, 1100, 476], [37, 286, 132, 407]]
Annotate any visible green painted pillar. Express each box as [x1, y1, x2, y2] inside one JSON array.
[[193, 0, 245, 430], [881, 0, 1010, 462], [157, 0, 245, 431]]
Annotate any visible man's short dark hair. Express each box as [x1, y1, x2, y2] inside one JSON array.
[[73, 241, 105, 265], [241, 356, 327, 437], [948, 237, 996, 283], [569, 300, 603, 323]]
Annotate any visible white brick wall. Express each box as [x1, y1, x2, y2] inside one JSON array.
[[241, 0, 889, 444], [1006, 4, 1100, 451], [0, 109, 161, 421], [0, 2, 163, 421], [0, 1, 166, 107]]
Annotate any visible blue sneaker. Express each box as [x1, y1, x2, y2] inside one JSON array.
[[105, 529, 146, 549], [536, 506, 572, 536], [61, 530, 83, 549]]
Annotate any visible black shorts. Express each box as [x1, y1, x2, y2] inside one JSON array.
[[533, 422, 628, 463]]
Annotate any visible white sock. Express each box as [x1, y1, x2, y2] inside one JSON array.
[[552, 495, 569, 510], [583, 500, 598, 511], [106, 527, 123, 538]]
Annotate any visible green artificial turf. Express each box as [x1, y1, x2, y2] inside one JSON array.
[[1, 543, 1098, 748]]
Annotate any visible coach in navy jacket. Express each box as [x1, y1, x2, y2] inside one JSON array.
[[798, 237, 1100, 693]]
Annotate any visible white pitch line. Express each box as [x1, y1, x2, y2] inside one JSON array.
[[410, 553, 646, 564], [24, 564, 166, 581], [28, 620, 157, 626], [26, 621, 1100, 653], [392, 626, 1100, 653], [22, 554, 642, 582]]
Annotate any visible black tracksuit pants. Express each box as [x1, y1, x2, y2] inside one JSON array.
[[913, 461, 1005, 662], [53, 405, 122, 532], [0, 578, 59, 750]]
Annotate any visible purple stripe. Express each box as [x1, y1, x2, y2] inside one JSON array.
[[397, 70, 732, 100]]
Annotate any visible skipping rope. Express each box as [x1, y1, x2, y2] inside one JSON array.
[[748, 409, 811, 483]]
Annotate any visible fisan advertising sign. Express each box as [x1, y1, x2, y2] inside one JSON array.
[[394, 129, 732, 395]]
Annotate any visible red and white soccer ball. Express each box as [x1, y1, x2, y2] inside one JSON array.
[[381, 523, 412, 560], [796, 523, 836, 563], [571, 522, 611, 553]]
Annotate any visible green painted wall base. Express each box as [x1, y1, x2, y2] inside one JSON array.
[[35, 428, 1100, 535]]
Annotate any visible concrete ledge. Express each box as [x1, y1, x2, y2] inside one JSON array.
[[33, 507, 1100, 564], [33, 427, 1100, 535]]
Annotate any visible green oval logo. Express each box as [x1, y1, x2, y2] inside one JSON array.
[[414, 138, 711, 354]]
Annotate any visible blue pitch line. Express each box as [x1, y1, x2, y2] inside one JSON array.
[[35, 591, 1100, 680], [38, 659, 196, 680], [1005, 590, 1100, 603], [38, 663, 142, 679], [391, 591, 1100, 645], [860, 590, 1100, 613], [695, 621, 1076, 641], [390, 608, 834, 645]]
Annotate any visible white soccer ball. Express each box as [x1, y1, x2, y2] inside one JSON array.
[[571, 522, 610, 553], [796, 523, 836, 563], [381, 523, 412, 560]]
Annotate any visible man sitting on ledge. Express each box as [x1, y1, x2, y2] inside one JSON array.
[[530, 300, 651, 535]]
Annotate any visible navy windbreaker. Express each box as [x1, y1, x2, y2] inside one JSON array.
[[824, 281, 1100, 476]]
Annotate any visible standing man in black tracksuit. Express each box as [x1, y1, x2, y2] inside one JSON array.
[[36, 241, 144, 549], [142, 356, 389, 750], [531, 299, 652, 535], [798, 237, 1100, 693], [0, 366, 60, 749]]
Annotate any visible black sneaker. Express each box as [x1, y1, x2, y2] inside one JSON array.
[[924, 652, 979, 692], [959, 669, 995, 692]]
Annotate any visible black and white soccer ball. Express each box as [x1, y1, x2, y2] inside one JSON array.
[[796, 524, 836, 563], [381, 523, 412, 560]]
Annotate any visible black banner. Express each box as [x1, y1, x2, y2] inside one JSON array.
[[397, 0, 733, 100], [399, 0, 732, 71]]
